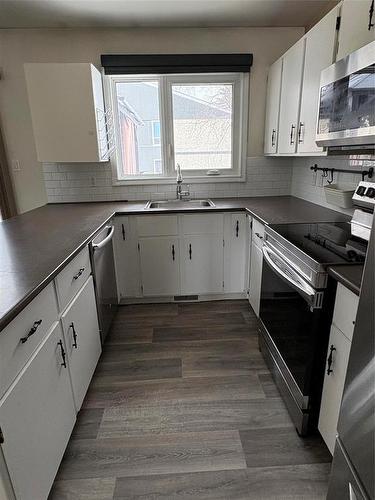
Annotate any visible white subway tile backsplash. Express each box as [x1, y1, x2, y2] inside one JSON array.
[[291, 155, 375, 215], [43, 156, 293, 204]]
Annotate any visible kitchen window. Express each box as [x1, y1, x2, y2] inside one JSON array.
[[107, 73, 248, 184]]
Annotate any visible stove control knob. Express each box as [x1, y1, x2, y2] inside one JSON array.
[[365, 187, 375, 198], [356, 186, 366, 196]]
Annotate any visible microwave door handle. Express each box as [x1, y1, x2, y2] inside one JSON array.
[[93, 225, 115, 251], [262, 245, 316, 304]]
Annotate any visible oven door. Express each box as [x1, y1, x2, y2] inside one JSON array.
[[259, 244, 325, 409]]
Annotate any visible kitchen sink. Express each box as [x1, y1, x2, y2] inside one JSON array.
[[145, 199, 215, 210]]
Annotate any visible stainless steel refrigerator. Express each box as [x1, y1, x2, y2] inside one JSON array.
[[327, 222, 374, 499]]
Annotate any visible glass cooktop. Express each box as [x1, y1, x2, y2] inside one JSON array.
[[269, 222, 367, 265]]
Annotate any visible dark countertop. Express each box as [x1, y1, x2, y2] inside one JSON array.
[[328, 264, 364, 296], [0, 196, 350, 331]]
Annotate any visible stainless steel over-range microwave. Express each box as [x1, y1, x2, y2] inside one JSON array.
[[316, 41, 375, 148]]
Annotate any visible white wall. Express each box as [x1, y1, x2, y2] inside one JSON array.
[[0, 26, 304, 213], [291, 156, 375, 216]]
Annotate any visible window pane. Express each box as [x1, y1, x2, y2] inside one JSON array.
[[172, 84, 233, 170], [115, 81, 162, 176]]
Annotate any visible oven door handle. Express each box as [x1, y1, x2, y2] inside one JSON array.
[[262, 245, 317, 305]]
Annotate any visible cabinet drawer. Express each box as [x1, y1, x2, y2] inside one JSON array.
[[0, 282, 58, 397], [181, 214, 223, 235], [252, 218, 265, 248], [332, 283, 359, 342], [55, 245, 91, 312], [137, 215, 178, 236]]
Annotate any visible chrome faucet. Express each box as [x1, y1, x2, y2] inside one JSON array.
[[176, 164, 190, 200]]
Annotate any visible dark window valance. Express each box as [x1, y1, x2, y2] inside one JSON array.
[[101, 53, 253, 75]]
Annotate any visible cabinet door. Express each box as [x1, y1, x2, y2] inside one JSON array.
[[248, 242, 263, 316], [0, 322, 76, 500], [24, 63, 106, 163], [298, 6, 339, 154], [224, 213, 248, 293], [332, 283, 359, 342], [337, 0, 375, 60], [61, 276, 101, 410], [181, 235, 223, 295], [264, 58, 283, 154], [278, 38, 306, 154], [113, 216, 142, 298], [139, 237, 180, 296], [318, 324, 352, 454]]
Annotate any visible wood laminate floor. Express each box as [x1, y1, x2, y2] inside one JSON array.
[[49, 300, 331, 500]]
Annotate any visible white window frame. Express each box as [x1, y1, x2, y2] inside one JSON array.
[[105, 72, 249, 185], [153, 158, 162, 173], [151, 120, 161, 145]]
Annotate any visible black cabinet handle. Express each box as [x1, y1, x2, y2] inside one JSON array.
[[121, 223, 126, 240], [369, 0, 374, 30], [290, 124, 296, 145], [327, 344, 336, 375], [271, 129, 276, 147], [235, 220, 239, 238], [20, 319, 42, 344], [298, 122, 304, 144], [172, 244, 175, 261], [73, 268, 85, 280], [70, 322, 78, 349], [189, 243, 192, 260], [58, 340, 67, 368]]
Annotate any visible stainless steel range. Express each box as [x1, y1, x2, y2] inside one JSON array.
[[258, 198, 370, 435]]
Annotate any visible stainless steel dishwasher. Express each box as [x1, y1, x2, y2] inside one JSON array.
[[89, 223, 118, 343]]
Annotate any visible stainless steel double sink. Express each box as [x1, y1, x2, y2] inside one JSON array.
[[145, 199, 215, 210]]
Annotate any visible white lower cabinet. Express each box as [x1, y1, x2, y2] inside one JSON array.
[[61, 276, 101, 410], [318, 283, 359, 454], [224, 213, 248, 293], [248, 241, 263, 316], [318, 324, 352, 454], [139, 237, 180, 296], [180, 235, 223, 295], [113, 216, 142, 299], [115, 213, 245, 299], [0, 321, 76, 500]]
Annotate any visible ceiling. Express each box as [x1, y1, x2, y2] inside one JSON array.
[[0, 0, 339, 29]]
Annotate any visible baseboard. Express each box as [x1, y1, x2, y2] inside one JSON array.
[[119, 292, 247, 305]]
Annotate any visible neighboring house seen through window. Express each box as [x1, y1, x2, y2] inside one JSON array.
[[108, 73, 248, 183]]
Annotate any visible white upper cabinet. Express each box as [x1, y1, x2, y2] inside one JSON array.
[[337, 0, 375, 60], [264, 0, 375, 156], [297, 6, 340, 154], [277, 38, 306, 154], [264, 58, 283, 155], [24, 63, 110, 163]]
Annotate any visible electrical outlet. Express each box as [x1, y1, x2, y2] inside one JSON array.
[[12, 159, 21, 171], [90, 176, 96, 186]]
